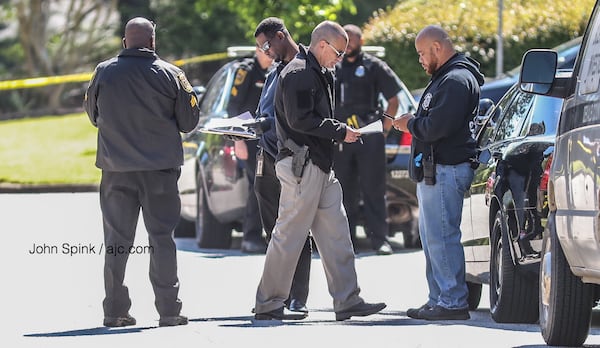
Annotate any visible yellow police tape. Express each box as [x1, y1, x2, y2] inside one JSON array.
[[0, 51, 230, 91]]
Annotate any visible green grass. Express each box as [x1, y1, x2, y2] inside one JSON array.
[[0, 113, 101, 185]]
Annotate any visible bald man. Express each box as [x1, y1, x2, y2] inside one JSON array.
[[84, 16, 199, 327], [393, 25, 483, 321], [253, 20, 386, 321]]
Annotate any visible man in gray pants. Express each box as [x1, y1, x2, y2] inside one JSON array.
[[84, 17, 199, 327], [253, 20, 386, 321]]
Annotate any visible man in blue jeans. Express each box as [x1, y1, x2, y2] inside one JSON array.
[[393, 25, 483, 320]]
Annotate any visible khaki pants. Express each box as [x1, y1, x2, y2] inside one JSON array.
[[255, 157, 364, 314]]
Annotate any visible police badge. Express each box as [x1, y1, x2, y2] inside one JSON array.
[[422, 93, 433, 110], [355, 65, 365, 77], [177, 72, 193, 93]]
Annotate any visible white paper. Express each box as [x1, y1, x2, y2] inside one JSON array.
[[199, 111, 258, 139], [358, 119, 383, 134]]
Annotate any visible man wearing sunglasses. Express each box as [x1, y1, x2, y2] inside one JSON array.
[[253, 20, 386, 321], [333, 24, 401, 256], [250, 17, 312, 314]]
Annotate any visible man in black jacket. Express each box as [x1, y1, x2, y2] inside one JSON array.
[[252, 17, 312, 313], [393, 25, 483, 321], [84, 17, 199, 327], [253, 20, 386, 321]]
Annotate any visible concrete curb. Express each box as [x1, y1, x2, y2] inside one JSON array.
[[0, 183, 98, 194]]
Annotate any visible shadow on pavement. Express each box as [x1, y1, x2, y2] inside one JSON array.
[[23, 326, 155, 337]]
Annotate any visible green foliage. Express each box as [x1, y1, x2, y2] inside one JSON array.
[[194, 0, 356, 45], [0, 114, 100, 184], [363, 0, 596, 90]]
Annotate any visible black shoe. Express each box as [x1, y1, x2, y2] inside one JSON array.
[[419, 305, 470, 321], [335, 301, 387, 321], [375, 241, 393, 255], [159, 315, 189, 327], [287, 299, 308, 313], [103, 314, 136, 327], [254, 306, 308, 320], [406, 303, 432, 319], [241, 240, 267, 254]]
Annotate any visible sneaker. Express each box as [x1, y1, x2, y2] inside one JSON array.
[[159, 315, 189, 327], [335, 301, 387, 321], [419, 305, 470, 321], [406, 303, 432, 319], [103, 314, 136, 327], [374, 241, 393, 255], [241, 240, 267, 254], [286, 299, 309, 313]]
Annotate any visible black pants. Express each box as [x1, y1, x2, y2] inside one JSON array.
[[100, 169, 183, 318], [333, 132, 389, 249], [242, 140, 263, 243], [254, 149, 311, 303]]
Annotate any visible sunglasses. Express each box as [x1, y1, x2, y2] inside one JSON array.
[[259, 40, 271, 52], [325, 41, 345, 58]]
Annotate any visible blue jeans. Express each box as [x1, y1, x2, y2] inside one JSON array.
[[417, 162, 474, 310]]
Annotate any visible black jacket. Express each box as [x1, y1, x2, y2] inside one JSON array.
[[275, 45, 347, 173], [84, 48, 200, 171], [407, 53, 484, 180]]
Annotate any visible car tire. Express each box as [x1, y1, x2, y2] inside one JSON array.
[[539, 213, 594, 347], [489, 210, 538, 323], [195, 172, 233, 249], [466, 281, 482, 310]]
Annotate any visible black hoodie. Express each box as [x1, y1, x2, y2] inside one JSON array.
[[407, 53, 484, 181]]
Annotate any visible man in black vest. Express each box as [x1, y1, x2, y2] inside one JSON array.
[[334, 24, 401, 255]]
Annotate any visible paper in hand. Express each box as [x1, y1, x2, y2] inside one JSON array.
[[357, 119, 383, 134]]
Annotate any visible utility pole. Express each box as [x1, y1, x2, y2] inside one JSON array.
[[496, 0, 504, 77]]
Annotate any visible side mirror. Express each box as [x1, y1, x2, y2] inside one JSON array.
[[520, 50, 558, 95]]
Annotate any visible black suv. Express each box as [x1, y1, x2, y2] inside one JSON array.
[[518, 1, 600, 345], [175, 49, 419, 249], [460, 83, 564, 323]]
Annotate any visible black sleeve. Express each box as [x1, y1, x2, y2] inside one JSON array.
[[374, 60, 402, 100], [83, 66, 100, 127], [173, 69, 200, 133], [227, 63, 254, 116]]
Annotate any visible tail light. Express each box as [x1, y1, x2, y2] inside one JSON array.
[[399, 132, 412, 146], [540, 153, 553, 191]]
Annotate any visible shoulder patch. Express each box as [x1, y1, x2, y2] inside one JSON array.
[[234, 69, 248, 86], [177, 72, 193, 93]]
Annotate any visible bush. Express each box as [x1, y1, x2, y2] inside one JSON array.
[[363, 0, 595, 90]]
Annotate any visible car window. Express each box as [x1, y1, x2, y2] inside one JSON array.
[[478, 86, 519, 146], [199, 67, 231, 118], [492, 90, 535, 142], [578, 16, 600, 96], [523, 95, 562, 136]]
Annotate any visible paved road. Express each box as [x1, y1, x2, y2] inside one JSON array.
[[3, 192, 600, 347]]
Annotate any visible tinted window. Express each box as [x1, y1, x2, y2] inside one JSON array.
[[524, 95, 562, 136], [493, 90, 534, 142], [478, 85, 519, 146]]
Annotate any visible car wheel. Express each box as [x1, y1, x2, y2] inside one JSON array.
[[195, 172, 233, 249], [539, 215, 594, 347], [466, 281, 482, 310], [489, 210, 538, 323]]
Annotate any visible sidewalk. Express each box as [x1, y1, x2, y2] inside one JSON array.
[[0, 183, 98, 193]]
